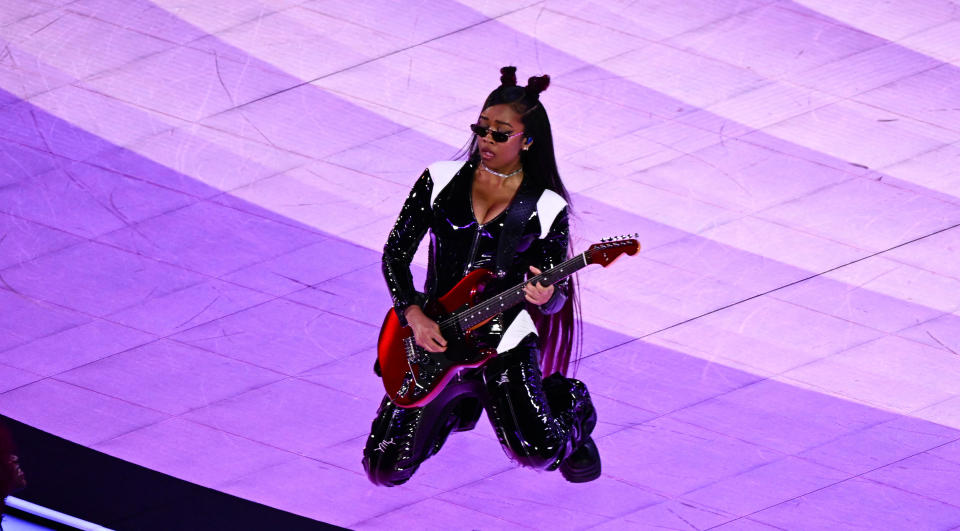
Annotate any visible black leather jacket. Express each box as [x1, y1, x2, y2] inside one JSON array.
[[382, 159, 570, 347]]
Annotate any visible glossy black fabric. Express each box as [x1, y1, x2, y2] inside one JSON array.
[[364, 160, 595, 486], [382, 158, 570, 330], [363, 335, 594, 487]]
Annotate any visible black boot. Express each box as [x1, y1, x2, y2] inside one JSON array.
[[543, 374, 602, 483], [559, 436, 601, 482]]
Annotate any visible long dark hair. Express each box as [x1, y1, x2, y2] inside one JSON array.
[[456, 66, 582, 377]]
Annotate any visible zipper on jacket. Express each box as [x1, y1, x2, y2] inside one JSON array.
[[463, 221, 482, 277], [465, 187, 485, 277]]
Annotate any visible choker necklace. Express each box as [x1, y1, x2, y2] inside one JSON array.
[[481, 161, 523, 179]]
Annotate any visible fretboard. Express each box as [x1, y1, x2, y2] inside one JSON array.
[[455, 252, 590, 331]]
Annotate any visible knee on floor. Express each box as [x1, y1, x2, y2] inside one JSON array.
[[362, 454, 414, 487]]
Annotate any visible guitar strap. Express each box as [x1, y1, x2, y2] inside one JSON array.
[[495, 178, 539, 279]]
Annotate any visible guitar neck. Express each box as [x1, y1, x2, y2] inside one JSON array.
[[455, 253, 589, 331]]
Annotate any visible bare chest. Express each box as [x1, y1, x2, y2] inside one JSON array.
[[471, 177, 520, 225]]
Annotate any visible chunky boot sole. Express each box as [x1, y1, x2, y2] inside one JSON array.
[[559, 437, 601, 483]]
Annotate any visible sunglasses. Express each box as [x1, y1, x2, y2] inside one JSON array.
[[470, 123, 525, 143]]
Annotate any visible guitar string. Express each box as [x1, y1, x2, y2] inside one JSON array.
[[452, 240, 634, 327], [437, 252, 588, 330], [446, 253, 582, 328], [430, 241, 633, 332]]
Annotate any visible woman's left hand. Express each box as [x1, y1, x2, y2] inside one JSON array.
[[523, 266, 554, 305]]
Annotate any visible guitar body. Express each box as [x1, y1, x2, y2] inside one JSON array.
[[378, 268, 499, 408]]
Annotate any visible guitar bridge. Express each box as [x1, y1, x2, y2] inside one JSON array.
[[402, 337, 421, 386], [398, 336, 443, 401], [403, 336, 416, 361]]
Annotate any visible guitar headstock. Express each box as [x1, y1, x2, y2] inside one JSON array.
[[586, 234, 640, 267]]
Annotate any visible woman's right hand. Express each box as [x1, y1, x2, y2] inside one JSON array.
[[403, 305, 447, 353]]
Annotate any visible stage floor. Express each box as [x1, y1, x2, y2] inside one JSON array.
[[2, 0, 960, 528]]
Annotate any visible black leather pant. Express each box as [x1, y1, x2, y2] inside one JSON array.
[[363, 334, 596, 487]]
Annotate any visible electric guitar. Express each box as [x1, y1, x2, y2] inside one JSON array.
[[377, 236, 640, 408]]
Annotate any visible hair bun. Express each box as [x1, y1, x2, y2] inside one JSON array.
[[526, 74, 550, 97], [500, 66, 518, 87]]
